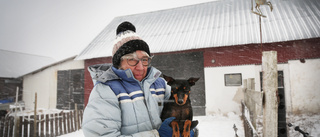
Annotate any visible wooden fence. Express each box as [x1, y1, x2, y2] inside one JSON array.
[[0, 110, 83, 137], [241, 78, 261, 137], [242, 101, 259, 137], [240, 51, 279, 137]]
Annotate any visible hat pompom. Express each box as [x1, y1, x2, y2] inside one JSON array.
[[116, 21, 136, 35]]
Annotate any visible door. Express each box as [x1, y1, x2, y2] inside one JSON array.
[[260, 71, 287, 137], [57, 69, 84, 110], [277, 71, 287, 136]]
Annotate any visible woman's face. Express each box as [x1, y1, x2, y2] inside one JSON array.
[[120, 50, 150, 81]]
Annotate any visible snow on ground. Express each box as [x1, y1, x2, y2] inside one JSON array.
[[9, 108, 320, 137], [58, 113, 320, 137], [286, 114, 320, 137], [193, 112, 244, 137], [254, 114, 320, 137], [57, 130, 85, 137], [58, 112, 244, 137]]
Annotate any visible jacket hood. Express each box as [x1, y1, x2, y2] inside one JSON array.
[[88, 63, 119, 85]]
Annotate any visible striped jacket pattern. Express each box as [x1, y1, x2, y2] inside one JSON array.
[[82, 64, 171, 137]]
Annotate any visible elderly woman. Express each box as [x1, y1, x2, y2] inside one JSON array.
[[82, 21, 192, 137]]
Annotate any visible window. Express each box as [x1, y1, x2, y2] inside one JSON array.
[[225, 73, 242, 86], [260, 71, 284, 91]]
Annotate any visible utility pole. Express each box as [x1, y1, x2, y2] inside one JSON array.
[[262, 51, 278, 137]]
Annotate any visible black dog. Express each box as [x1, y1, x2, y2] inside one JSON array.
[[161, 75, 199, 137]]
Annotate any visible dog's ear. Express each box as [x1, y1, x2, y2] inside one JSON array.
[[163, 75, 175, 85], [188, 77, 200, 86]]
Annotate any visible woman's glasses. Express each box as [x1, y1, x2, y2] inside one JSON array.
[[123, 56, 152, 66]]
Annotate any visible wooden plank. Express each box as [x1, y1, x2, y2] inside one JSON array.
[[29, 115, 34, 137], [8, 117, 14, 137], [79, 110, 83, 128], [62, 113, 67, 134], [76, 110, 80, 130], [17, 116, 22, 137], [34, 92, 38, 137], [35, 115, 39, 137], [49, 114, 53, 137], [247, 90, 263, 106], [55, 113, 59, 136], [66, 113, 70, 133], [75, 104, 78, 131], [262, 51, 278, 137], [242, 79, 249, 112], [59, 112, 63, 135], [40, 114, 44, 137], [247, 78, 255, 90], [45, 114, 49, 137], [3, 117, 9, 137], [70, 111, 74, 132], [23, 116, 28, 137]]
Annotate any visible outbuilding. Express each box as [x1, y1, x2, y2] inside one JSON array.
[[0, 49, 55, 110], [22, 56, 84, 110]]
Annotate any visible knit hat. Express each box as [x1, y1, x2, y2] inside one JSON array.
[[112, 21, 151, 68]]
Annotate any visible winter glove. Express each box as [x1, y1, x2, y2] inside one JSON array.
[[190, 129, 194, 137], [158, 117, 175, 137]]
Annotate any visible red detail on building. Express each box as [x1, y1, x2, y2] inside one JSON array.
[[203, 38, 320, 67]]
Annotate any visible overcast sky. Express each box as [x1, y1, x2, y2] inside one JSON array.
[[0, 0, 215, 61]]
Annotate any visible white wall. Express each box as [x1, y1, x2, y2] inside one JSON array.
[[23, 59, 84, 110], [204, 65, 256, 115], [288, 59, 320, 114], [204, 58, 320, 115]]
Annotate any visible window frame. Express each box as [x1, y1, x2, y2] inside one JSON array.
[[224, 73, 242, 86]]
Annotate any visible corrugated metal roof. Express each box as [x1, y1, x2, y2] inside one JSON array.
[[0, 50, 56, 78], [76, 0, 320, 60]]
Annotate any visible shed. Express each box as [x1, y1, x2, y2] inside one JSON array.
[[0, 49, 55, 110], [22, 56, 84, 110]]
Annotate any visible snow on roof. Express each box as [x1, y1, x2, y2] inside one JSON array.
[[76, 0, 320, 60], [0, 50, 56, 78]]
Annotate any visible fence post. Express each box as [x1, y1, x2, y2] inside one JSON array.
[[59, 112, 63, 135], [55, 113, 59, 136], [67, 112, 70, 133], [243, 79, 248, 104], [14, 116, 20, 137], [80, 110, 83, 127], [50, 114, 54, 137], [63, 112, 67, 134], [75, 103, 79, 130], [70, 111, 74, 132], [14, 87, 19, 137], [9, 117, 14, 137], [262, 51, 278, 137], [40, 114, 44, 137], [34, 92, 38, 137], [23, 116, 28, 137], [45, 114, 49, 137]]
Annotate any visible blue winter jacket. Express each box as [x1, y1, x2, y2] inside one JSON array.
[[82, 64, 171, 137]]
